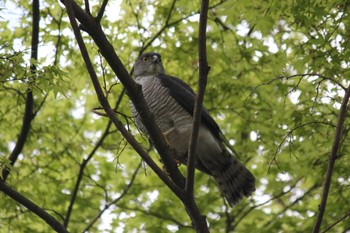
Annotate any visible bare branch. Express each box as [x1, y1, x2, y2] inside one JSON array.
[[230, 177, 303, 231], [312, 84, 350, 233], [82, 161, 142, 232], [262, 182, 320, 229], [182, 0, 210, 232], [321, 210, 350, 233], [248, 73, 347, 101], [139, 0, 177, 55], [1, 91, 33, 181], [1, 0, 39, 181], [185, 0, 210, 194], [139, 0, 227, 55], [0, 180, 69, 233], [84, 0, 90, 15], [63, 117, 114, 228], [96, 0, 108, 23], [117, 204, 193, 230], [268, 121, 336, 172]]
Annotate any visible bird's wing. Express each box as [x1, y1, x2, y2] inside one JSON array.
[[158, 73, 222, 141]]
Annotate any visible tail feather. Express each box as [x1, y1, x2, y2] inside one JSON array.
[[201, 151, 255, 206]]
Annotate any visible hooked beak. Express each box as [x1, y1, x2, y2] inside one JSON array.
[[151, 54, 160, 63]]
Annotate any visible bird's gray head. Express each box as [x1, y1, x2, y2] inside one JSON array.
[[133, 52, 165, 77]]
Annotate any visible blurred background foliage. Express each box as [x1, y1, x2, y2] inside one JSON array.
[[0, 0, 349, 232]]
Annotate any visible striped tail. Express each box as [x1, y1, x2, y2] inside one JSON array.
[[204, 151, 255, 206]]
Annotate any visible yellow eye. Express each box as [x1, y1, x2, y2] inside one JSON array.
[[143, 57, 149, 62]]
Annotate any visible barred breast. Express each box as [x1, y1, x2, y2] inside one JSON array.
[[130, 75, 193, 155]]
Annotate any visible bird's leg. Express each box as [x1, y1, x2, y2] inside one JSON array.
[[161, 121, 181, 174], [162, 127, 175, 145]]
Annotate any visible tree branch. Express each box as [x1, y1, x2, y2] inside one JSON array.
[[268, 121, 336, 172], [96, 0, 108, 23], [321, 210, 350, 233], [63, 118, 113, 228], [261, 182, 320, 229], [0, 180, 69, 233], [248, 73, 347, 100], [64, 89, 126, 228], [82, 161, 142, 232], [138, 0, 227, 55], [230, 177, 304, 231], [84, 0, 90, 15], [312, 84, 350, 233], [186, 0, 210, 194], [139, 0, 177, 55], [117, 204, 193, 230], [183, 0, 210, 232], [1, 0, 39, 181]]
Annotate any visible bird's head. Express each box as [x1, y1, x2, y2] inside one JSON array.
[[133, 52, 165, 77]]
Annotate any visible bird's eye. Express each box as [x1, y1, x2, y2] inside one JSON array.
[[143, 57, 149, 62]]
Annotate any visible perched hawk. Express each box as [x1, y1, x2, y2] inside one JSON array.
[[130, 52, 255, 206]]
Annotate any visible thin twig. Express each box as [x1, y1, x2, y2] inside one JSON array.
[[268, 121, 336, 172], [321, 211, 350, 233], [312, 84, 350, 233], [231, 177, 303, 230], [49, 6, 65, 66], [63, 118, 114, 228], [262, 182, 320, 228], [82, 162, 142, 232], [139, 0, 227, 55], [116, 204, 193, 230], [139, 0, 177, 55], [248, 73, 346, 101]]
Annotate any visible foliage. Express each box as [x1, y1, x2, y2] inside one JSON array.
[[1, 0, 350, 232]]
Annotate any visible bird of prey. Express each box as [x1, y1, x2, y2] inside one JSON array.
[[130, 52, 255, 206]]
